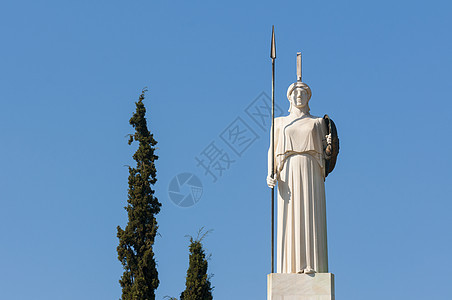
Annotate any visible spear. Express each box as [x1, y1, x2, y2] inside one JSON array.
[[270, 25, 276, 274]]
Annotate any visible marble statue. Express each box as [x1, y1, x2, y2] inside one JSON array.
[[267, 73, 338, 274]]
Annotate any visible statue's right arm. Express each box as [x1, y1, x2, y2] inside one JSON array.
[[267, 118, 280, 188]]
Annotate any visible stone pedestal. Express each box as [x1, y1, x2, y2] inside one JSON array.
[[267, 273, 335, 300]]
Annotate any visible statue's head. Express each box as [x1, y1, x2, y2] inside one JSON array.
[[287, 82, 312, 112]]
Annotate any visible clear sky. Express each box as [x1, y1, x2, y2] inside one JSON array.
[[1, 0, 451, 299]]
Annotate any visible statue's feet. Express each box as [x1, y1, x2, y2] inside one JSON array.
[[304, 267, 315, 274]]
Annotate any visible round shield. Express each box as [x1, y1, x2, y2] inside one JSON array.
[[323, 114, 339, 177]]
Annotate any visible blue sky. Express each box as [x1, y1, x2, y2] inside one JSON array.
[[1, 0, 451, 299]]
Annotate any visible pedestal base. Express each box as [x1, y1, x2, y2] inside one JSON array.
[[267, 273, 335, 300]]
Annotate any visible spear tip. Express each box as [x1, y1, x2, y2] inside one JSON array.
[[270, 26, 276, 59]]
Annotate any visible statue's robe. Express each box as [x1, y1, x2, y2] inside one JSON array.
[[269, 114, 329, 273]]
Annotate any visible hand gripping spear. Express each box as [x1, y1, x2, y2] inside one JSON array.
[[270, 26, 276, 274]]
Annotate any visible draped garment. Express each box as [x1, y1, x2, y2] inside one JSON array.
[[269, 115, 329, 273]]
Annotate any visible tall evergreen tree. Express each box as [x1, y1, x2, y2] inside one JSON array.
[[117, 88, 161, 300], [180, 230, 213, 300]]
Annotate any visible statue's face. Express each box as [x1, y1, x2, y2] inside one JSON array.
[[291, 87, 309, 108]]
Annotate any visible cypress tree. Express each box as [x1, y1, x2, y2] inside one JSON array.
[[180, 230, 213, 300], [117, 88, 161, 300]]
